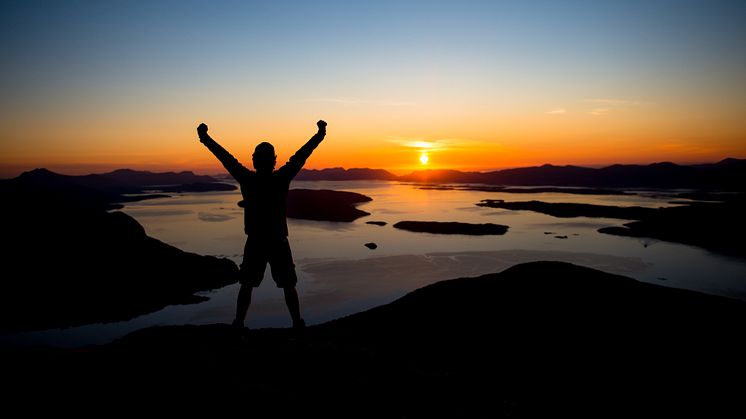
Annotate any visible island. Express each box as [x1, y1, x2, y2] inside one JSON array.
[[394, 220, 509, 235], [478, 197, 746, 258], [477, 199, 656, 219], [286, 189, 372, 222]]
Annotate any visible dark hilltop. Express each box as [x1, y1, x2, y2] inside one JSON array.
[[4, 261, 744, 416]]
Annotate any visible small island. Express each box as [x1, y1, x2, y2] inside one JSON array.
[[286, 189, 372, 222], [393, 220, 509, 235]]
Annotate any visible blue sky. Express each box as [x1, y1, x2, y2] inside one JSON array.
[[1, 0, 745, 175]]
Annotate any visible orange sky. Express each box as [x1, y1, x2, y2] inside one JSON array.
[[2, 98, 744, 178], [2, 2, 745, 178]]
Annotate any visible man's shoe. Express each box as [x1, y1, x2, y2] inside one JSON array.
[[293, 318, 306, 330]]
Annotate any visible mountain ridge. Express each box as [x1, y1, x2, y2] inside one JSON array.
[[10, 157, 745, 191], [294, 158, 746, 189]]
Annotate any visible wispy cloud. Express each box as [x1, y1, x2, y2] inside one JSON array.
[[545, 107, 567, 115], [301, 97, 416, 107], [385, 136, 494, 153], [589, 108, 611, 116], [386, 136, 447, 150]]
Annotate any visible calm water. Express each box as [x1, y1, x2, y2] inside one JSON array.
[[6, 180, 746, 347]]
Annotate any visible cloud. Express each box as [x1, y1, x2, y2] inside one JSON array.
[[301, 97, 416, 107], [385, 136, 469, 152], [589, 108, 611, 116], [385, 136, 499, 156], [545, 107, 567, 115]]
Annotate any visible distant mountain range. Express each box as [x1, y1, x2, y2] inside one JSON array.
[[295, 167, 399, 181], [294, 158, 746, 190], [6, 168, 236, 203], [9, 157, 745, 192]]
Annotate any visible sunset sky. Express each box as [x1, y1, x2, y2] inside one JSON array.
[[1, 0, 745, 177]]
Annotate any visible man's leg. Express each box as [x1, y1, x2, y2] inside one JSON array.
[[233, 283, 253, 327], [283, 286, 304, 328], [234, 238, 265, 327], [271, 238, 305, 329]]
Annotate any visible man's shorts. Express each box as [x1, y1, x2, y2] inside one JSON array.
[[239, 237, 298, 288]]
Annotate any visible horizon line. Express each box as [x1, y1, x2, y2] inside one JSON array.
[[3, 156, 742, 179]]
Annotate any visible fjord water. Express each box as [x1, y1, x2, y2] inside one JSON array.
[[7, 180, 746, 347]]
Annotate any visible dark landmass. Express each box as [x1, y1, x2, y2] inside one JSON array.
[[292, 158, 746, 190], [286, 189, 372, 222], [92, 168, 219, 185], [364, 242, 377, 249], [365, 221, 387, 226], [401, 158, 746, 190], [116, 193, 172, 203], [479, 198, 746, 258], [296, 167, 398, 181], [675, 191, 745, 202], [598, 198, 746, 258], [0, 171, 238, 333], [153, 182, 237, 193], [9, 168, 236, 202], [394, 220, 509, 235], [478, 199, 656, 219], [5, 262, 744, 416], [417, 184, 631, 195], [398, 169, 488, 184]]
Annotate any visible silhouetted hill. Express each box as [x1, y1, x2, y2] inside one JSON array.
[[14, 168, 236, 199], [399, 158, 746, 189], [97, 168, 217, 185], [296, 167, 398, 181], [6, 262, 744, 416], [294, 158, 745, 189], [397, 169, 487, 184], [0, 173, 238, 333]]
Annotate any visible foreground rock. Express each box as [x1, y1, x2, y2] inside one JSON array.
[[4, 261, 744, 416], [394, 220, 509, 235], [0, 173, 238, 333], [287, 189, 372, 222]]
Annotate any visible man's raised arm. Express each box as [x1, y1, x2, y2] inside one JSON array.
[[283, 120, 327, 178], [197, 123, 250, 180]]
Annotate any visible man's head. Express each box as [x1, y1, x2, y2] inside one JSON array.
[[252, 142, 276, 173]]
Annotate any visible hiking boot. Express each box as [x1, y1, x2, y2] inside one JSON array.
[[231, 319, 250, 338], [293, 318, 306, 330]]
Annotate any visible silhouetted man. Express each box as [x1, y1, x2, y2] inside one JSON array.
[[197, 120, 327, 330]]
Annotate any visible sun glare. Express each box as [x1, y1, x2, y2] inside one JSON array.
[[419, 152, 429, 165]]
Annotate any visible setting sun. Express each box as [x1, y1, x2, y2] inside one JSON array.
[[419, 153, 429, 165]]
